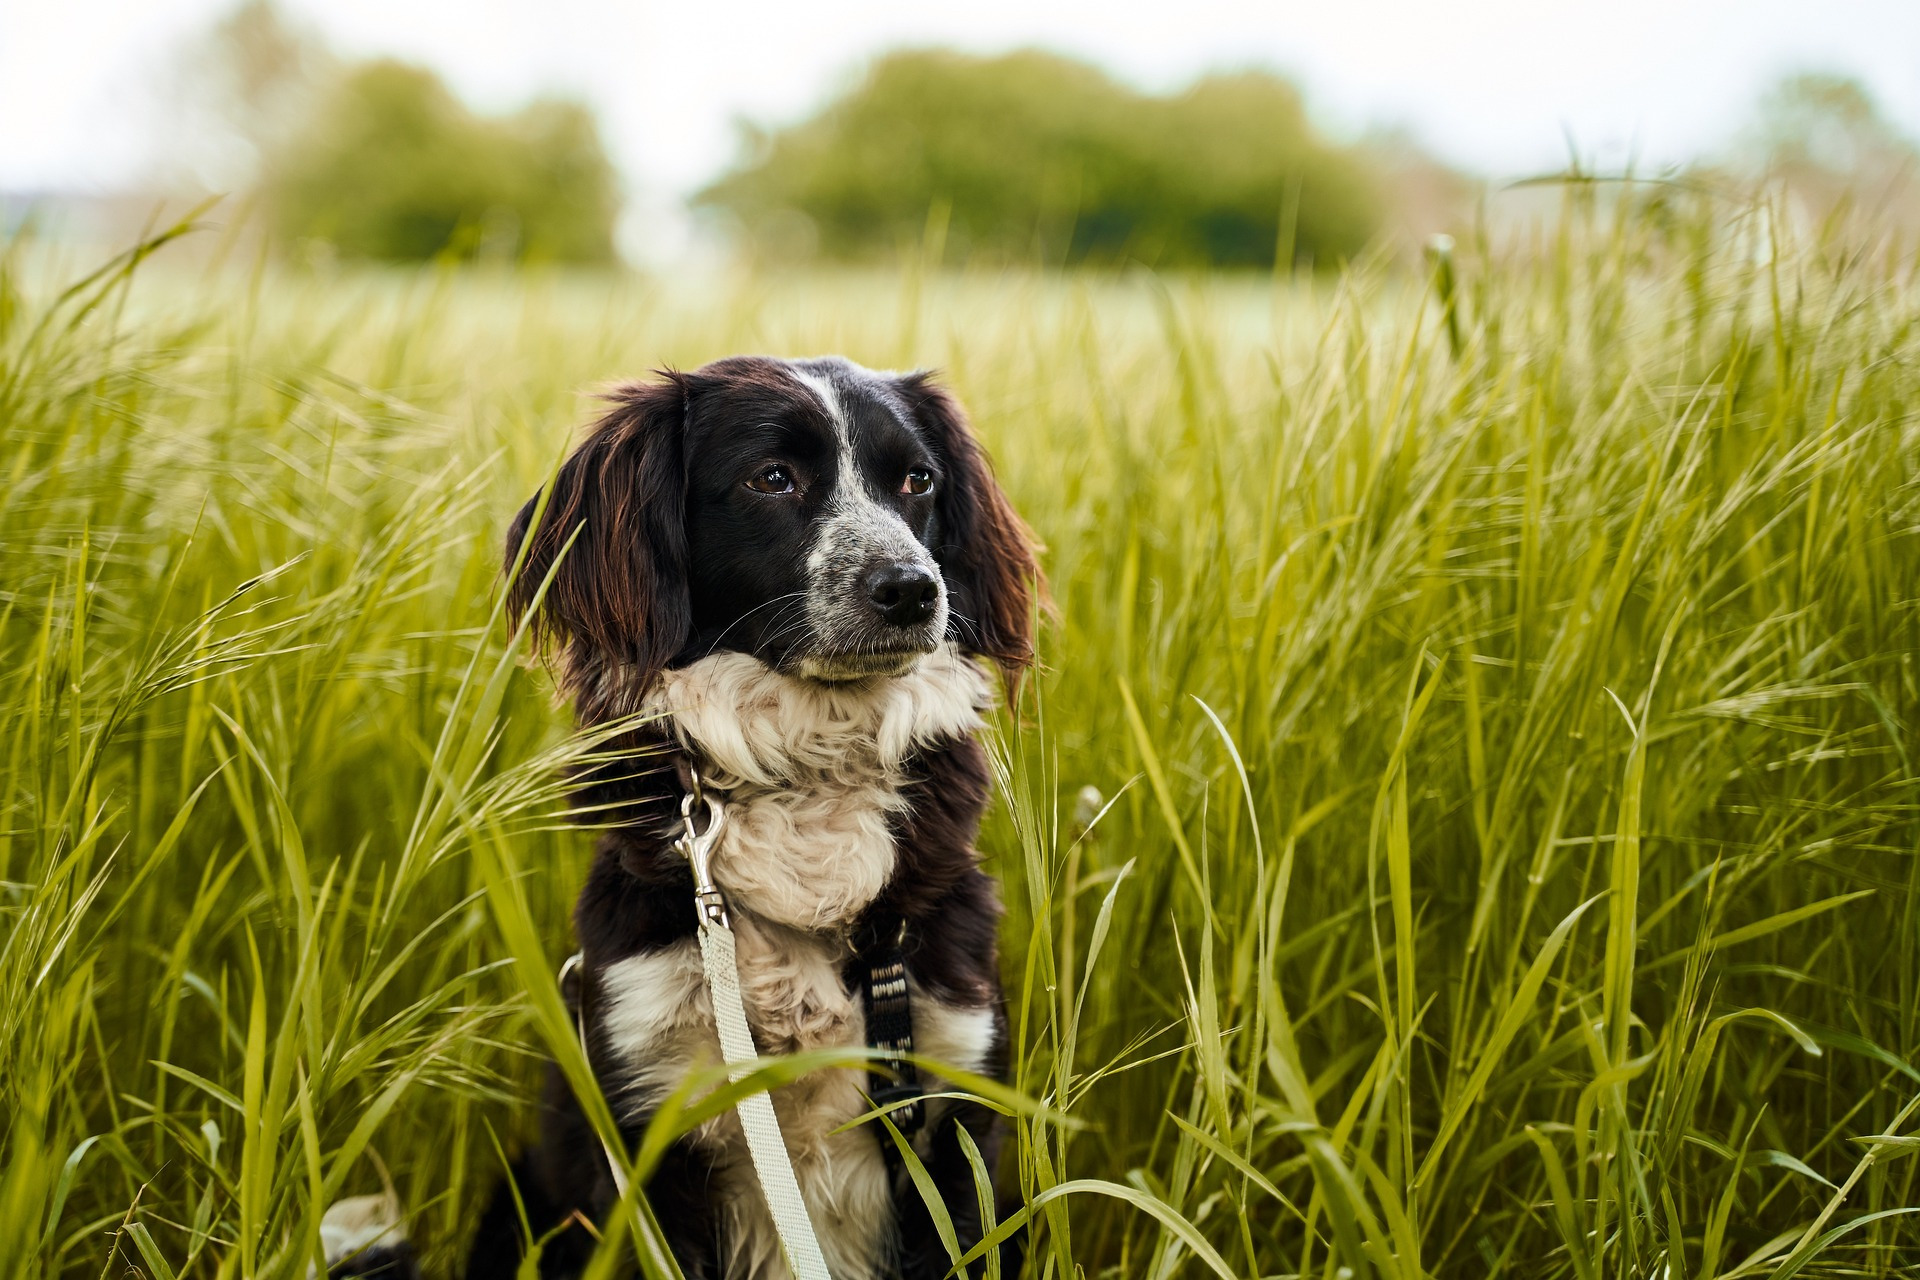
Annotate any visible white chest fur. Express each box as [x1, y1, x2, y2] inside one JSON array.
[[645, 644, 992, 930], [594, 646, 999, 1279]]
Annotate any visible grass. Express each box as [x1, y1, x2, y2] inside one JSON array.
[[3, 189, 1919, 1279]]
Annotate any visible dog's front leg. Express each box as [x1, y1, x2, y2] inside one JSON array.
[[891, 1100, 1018, 1280], [633, 1132, 727, 1278], [464, 1070, 726, 1278]]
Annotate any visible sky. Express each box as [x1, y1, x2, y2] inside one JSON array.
[[5, 0, 1920, 204]]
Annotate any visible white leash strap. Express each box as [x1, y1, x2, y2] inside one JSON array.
[[678, 782, 833, 1280], [698, 919, 832, 1278]]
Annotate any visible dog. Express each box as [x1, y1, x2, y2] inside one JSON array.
[[454, 355, 1040, 1278]]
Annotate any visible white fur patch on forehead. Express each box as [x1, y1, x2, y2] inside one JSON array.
[[789, 367, 851, 447], [645, 644, 993, 788]]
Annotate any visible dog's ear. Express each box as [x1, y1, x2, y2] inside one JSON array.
[[505, 375, 692, 701], [897, 372, 1044, 686]]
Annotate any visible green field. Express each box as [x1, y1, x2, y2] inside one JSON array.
[[5, 196, 1919, 1278]]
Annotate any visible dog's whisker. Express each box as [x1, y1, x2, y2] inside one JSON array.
[[700, 590, 810, 658]]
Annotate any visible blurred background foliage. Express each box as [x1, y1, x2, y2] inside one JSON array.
[[204, 1, 619, 263], [265, 62, 618, 263], [1728, 71, 1920, 238], [192, 2, 1441, 269], [172, 2, 1920, 271], [695, 49, 1385, 268]]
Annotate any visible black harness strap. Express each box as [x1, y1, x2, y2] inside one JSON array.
[[855, 917, 924, 1169]]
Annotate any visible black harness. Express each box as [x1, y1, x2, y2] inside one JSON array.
[[851, 913, 925, 1169]]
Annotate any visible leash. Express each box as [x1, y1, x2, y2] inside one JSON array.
[[561, 765, 929, 1276], [676, 773, 833, 1279], [561, 769, 832, 1279]]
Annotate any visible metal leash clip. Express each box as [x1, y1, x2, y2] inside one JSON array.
[[674, 769, 730, 928]]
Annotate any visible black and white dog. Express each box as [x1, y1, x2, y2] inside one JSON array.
[[464, 356, 1039, 1278]]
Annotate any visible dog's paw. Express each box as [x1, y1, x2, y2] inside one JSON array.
[[313, 1193, 419, 1279]]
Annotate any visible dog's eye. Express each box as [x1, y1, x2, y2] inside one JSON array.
[[747, 465, 796, 495], [902, 468, 934, 496]]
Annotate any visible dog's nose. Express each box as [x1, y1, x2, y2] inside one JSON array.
[[864, 562, 940, 627]]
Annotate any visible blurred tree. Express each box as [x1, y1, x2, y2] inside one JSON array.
[[262, 59, 620, 263], [697, 49, 1381, 268], [1740, 72, 1920, 234], [168, 0, 334, 190], [206, 0, 334, 155], [1754, 73, 1915, 180]]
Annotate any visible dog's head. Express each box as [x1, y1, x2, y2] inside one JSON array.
[[506, 356, 1040, 709]]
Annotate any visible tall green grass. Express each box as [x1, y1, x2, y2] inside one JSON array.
[[4, 192, 1918, 1278]]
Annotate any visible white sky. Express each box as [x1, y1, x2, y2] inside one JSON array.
[[5, 0, 1920, 200]]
